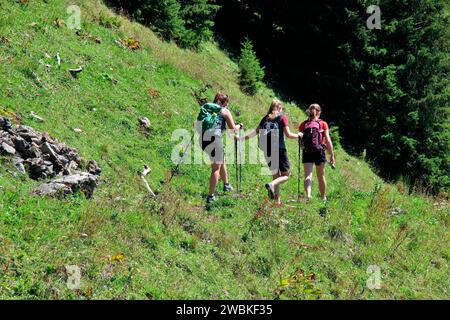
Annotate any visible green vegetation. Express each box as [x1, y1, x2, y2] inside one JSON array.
[[0, 0, 448, 300], [238, 39, 265, 96]]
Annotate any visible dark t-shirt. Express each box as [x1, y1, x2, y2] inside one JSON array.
[[258, 114, 289, 152]]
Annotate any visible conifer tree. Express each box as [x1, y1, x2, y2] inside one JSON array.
[[238, 39, 265, 95]]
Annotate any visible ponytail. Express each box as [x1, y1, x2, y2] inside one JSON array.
[[307, 103, 321, 120], [214, 92, 229, 107]]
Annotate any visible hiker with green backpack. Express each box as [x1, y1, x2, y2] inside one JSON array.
[[239, 99, 302, 205], [197, 93, 243, 204]]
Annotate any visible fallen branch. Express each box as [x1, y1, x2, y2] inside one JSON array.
[[140, 165, 156, 198], [68, 66, 83, 77], [30, 111, 45, 122]]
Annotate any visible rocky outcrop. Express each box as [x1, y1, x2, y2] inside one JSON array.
[[33, 172, 99, 198], [0, 117, 101, 198]]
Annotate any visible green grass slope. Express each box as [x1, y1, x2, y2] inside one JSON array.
[[0, 0, 448, 299]]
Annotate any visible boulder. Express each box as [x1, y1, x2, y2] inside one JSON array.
[[87, 160, 101, 175], [41, 142, 58, 160], [1, 142, 16, 155], [25, 158, 54, 179], [33, 182, 71, 197], [12, 157, 26, 174], [12, 136, 30, 153], [25, 144, 42, 159], [0, 117, 13, 132], [33, 173, 99, 198]]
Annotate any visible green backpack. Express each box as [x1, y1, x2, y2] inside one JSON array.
[[197, 103, 223, 134]]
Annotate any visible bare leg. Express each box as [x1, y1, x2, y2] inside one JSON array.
[[270, 172, 280, 198], [304, 163, 314, 199], [219, 161, 228, 185], [273, 171, 290, 204], [316, 163, 326, 200], [209, 163, 221, 196]]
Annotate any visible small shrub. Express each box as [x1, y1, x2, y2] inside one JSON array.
[[329, 125, 341, 150], [98, 12, 122, 29], [238, 39, 265, 95], [274, 269, 322, 299]]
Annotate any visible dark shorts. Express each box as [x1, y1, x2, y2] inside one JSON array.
[[266, 149, 290, 173], [201, 135, 224, 163], [302, 149, 326, 165]]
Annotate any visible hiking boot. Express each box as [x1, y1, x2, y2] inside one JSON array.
[[265, 183, 275, 200], [223, 183, 233, 192], [206, 195, 216, 204]]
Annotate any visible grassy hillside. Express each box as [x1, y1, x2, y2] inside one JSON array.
[[0, 0, 448, 299]]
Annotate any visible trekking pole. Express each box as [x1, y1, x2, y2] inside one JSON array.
[[297, 136, 301, 201], [239, 128, 243, 193], [235, 134, 238, 190]]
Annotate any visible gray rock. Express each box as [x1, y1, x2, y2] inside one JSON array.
[[87, 160, 101, 175], [0, 134, 13, 147], [25, 145, 42, 159], [17, 132, 39, 143], [16, 125, 38, 135], [26, 158, 54, 179], [1, 142, 16, 155], [33, 182, 71, 196], [12, 157, 26, 174], [64, 160, 79, 175], [49, 142, 61, 154], [12, 136, 30, 153], [0, 117, 13, 131], [0, 130, 12, 141], [34, 173, 99, 198], [56, 155, 69, 166], [41, 142, 58, 160]]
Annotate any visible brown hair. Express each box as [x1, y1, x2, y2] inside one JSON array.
[[214, 92, 229, 107], [266, 99, 282, 119], [307, 103, 321, 120]]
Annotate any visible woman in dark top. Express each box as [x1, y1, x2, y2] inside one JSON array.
[[241, 99, 302, 205]]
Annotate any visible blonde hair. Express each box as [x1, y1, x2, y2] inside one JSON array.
[[307, 103, 321, 120], [266, 99, 283, 118]]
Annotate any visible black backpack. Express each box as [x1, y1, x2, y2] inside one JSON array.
[[258, 115, 281, 155]]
